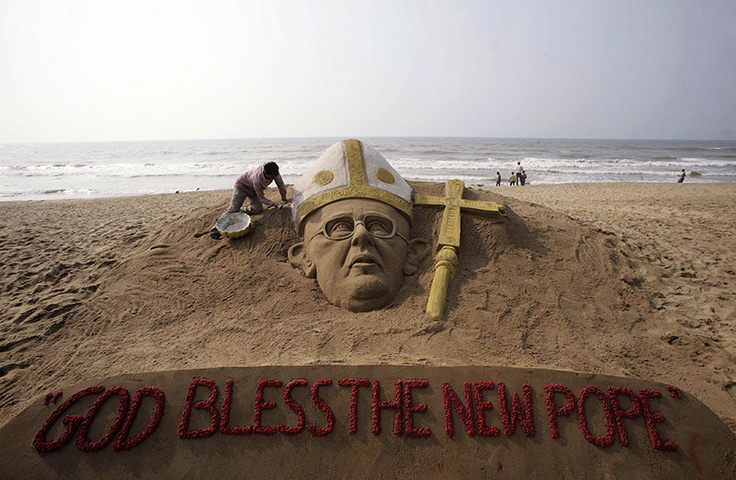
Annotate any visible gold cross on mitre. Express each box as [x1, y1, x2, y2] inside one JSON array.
[[413, 179, 506, 318]]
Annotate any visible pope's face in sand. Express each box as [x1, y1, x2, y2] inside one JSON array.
[[289, 199, 428, 312]]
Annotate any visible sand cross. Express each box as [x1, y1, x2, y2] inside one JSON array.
[[413, 179, 506, 318]]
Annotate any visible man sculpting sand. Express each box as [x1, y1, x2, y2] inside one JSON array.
[[288, 139, 429, 312], [210, 162, 289, 239]]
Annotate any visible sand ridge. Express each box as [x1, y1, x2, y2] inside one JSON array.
[[0, 182, 734, 437]]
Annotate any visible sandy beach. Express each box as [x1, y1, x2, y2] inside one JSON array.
[[1, 182, 735, 437]]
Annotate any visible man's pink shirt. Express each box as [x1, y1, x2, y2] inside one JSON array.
[[234, 164, 287, 207]]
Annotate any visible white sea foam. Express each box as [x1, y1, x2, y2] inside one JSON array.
[[1, 137, 735, 201]]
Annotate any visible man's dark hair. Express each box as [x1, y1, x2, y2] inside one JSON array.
[[264, 162, 279, 176]]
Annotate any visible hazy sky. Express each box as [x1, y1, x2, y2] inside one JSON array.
[[1, 0, 735, 142]]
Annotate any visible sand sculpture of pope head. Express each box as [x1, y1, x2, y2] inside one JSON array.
[[288, 139, 429, 312]]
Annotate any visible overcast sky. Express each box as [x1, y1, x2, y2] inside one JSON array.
[[1, 0, 735, 142]]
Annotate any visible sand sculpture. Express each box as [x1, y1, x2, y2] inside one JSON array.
[[289, 139, 507, 316], [1, 144, 735, 477], [413, 179, 506, 317], [3, 365, 736, 478], [289, 139, 430, 312]]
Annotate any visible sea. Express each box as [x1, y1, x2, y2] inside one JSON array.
[[1, 137, 735, 202]]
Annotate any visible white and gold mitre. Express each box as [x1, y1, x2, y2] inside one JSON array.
[[292, 139, 412, 231]]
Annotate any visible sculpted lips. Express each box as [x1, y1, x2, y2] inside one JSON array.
[[349, 253, 381, 269]]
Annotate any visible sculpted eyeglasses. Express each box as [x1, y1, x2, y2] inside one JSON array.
[[308, 214, 409, 243]]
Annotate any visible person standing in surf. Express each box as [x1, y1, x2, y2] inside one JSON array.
[[515, 162, 524, 187]]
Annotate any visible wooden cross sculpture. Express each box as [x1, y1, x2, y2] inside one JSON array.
[[413, 179, 506, 318]]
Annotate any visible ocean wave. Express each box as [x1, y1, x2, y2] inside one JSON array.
[[2, 137, 735, 201], [0, 187, 97, 198], [3, 161, 252, 178], [200, 151, 237, 156]]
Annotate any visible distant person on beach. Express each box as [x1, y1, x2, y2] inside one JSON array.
[[515, 162, 524, 187], [209, 162, 289, 239], [677, 169, 686, 183], [509, 172, 515, 186], [520, 169, 527, 186], [496, 171, 501, 186]]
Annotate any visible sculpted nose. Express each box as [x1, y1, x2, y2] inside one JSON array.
[[351, 223, 373, 247]]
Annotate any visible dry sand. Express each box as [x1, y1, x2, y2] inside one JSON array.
[[1, 182, 735, 437]]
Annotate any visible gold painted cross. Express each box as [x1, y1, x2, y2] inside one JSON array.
[[413, 179, 506, 318]]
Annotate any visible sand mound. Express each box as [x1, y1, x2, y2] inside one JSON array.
[[1, 183, 734, 438]]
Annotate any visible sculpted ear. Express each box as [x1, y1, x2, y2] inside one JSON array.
[[288, 242, 316, 278], [403, 238, 430, 275]]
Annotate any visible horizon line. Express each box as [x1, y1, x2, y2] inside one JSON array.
[[3, 135, 736, 145]]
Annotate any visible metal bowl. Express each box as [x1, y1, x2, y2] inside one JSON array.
[[215, 212, 253, 239]]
